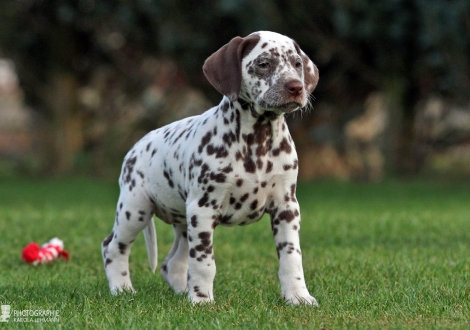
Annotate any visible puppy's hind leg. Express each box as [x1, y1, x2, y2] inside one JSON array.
[[160, 224, 189, 293], [102, 190, 154, 294]]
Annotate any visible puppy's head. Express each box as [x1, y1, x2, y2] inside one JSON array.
[[203, 31, 319, 116]]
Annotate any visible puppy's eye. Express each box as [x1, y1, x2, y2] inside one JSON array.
[[295, 61, 302, 68], [258, 62, 270, 69]]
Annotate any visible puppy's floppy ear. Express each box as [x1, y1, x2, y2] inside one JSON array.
[[203, 34, 260, 102], [294, 42, 319, 95]]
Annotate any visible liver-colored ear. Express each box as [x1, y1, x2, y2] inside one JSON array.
[[203, 34, 260, 101], [294, 42, 319, 95]]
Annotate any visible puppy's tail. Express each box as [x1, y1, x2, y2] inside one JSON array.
[[143, 219, 158, 273]]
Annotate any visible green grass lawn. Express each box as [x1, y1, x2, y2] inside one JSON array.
[[0, 177, 469, 329]]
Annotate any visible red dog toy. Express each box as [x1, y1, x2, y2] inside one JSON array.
[[22, 238, 70, 265]]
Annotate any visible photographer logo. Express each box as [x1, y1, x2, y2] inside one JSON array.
[[0, 305, 11, 323], [0, 305, 59, 323]]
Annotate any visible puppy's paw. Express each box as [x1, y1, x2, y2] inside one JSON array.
[[110, 284, 135, 295], [284, 292, 319, 306], [188, 292, 214, 304]]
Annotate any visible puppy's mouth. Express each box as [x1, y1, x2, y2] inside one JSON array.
[[264, 101, 302, 114], [279, 102, 302, 112]]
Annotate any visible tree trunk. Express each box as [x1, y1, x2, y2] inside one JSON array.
[[44, 72, 83, 174], [380, 77, 405, 176]]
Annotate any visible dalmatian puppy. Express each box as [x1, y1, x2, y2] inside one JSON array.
[[102, 31, 319, 305]]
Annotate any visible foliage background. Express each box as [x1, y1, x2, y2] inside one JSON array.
[[0, 0, 469, 179]]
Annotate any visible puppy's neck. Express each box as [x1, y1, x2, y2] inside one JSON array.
[[215, 96, 288, 148], [235, 97, 283, 121]]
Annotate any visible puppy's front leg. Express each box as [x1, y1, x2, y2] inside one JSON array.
[[270, 200, 319, 306], [186, 207, 216, 303]]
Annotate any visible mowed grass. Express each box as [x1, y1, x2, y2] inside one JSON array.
[[0, 177, 469, 329]]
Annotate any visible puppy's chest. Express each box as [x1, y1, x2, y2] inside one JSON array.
[[215, 173, 274, 226], [187, 121, 295, 226]]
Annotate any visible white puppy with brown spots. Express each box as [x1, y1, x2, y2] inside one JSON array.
[[102, 31, 319, 305]]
